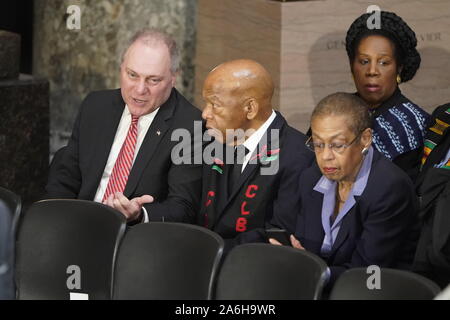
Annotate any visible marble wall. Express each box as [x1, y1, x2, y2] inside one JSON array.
[[195, 0, 282, 113], [0, 75, 49, 206], [33, 0, 198, 154], [196, 0, 450, 133], [35, 0, 450, 149], [279, 0, 450, 132]]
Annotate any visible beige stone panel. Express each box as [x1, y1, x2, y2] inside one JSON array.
[[196, 0, 450, 133], [280, 0, 450, 131], [195, 0, 281, 110]]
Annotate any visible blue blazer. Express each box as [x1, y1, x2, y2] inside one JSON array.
[[295, 150, 420, 286]]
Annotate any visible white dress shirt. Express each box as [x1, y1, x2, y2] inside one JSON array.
[[94, 105, 159, 222], [435, 284, 450, 300], [241, 110, 277, 172]]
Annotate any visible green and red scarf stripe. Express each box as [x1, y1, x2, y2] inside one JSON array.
[[422, 107, 450, 168]]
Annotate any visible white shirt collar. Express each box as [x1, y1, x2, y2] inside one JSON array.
[[243, 110, 277, 156], [124, 104, 160, 121]]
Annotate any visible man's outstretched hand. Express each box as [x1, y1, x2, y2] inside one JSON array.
[[103, 192, 154, 221]]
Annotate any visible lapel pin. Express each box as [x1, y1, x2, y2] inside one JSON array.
[[156, 130, 161, 136]]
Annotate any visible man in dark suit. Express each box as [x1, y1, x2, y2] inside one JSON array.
[[46, 29, 202, 223], [199, 59, 313, 251]]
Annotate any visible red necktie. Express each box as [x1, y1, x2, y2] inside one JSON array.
[[103, 115, 139, 201]]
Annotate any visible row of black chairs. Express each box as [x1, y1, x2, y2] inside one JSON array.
[[15, 199, 329, 300], [0, 188, 443, 300]]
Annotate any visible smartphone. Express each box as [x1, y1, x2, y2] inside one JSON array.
[[265, 228, 291, 246]]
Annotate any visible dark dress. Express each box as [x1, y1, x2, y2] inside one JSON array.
[[365, 88, 430, 182]]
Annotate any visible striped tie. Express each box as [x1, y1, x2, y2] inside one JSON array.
[[103, 115, 139, 201]]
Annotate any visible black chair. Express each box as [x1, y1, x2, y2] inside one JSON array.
[[112, 222, 224, 300], [214, 243, 328, 300], [0, 186, 22, 238], [0, 201, 15, 299], [15, 199, 126, 300], [329, 267, 441, 300]]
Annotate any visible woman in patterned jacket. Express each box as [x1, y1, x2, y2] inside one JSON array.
[[345, 11, 430, 182]]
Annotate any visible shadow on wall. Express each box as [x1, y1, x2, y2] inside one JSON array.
[[287, 32, 450, 128], [286, 31, 355, 129], [403, 46, 450, 112]]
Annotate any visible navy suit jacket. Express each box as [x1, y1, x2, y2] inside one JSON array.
[[199, 112, 314, 252], [46, 88, 203, 223], [295, 150, 420, 286]]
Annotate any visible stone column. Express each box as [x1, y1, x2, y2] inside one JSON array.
[[33, 0, 198, 154], [0, 30, 49, 207]]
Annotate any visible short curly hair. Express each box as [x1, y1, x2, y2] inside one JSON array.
[[345, 11, 421, 82], [312, 92, 372, 136]]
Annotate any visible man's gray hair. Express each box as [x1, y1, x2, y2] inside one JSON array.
[[121, 28, 180, 73], [311, 92, 372, 135]]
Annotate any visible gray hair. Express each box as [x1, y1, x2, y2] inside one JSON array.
[[121, 28, 180, 73], [311, 92, 372, 135]]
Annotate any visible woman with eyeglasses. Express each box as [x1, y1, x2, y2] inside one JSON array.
[[270, 92, 419, 291], [345, 11, 430, 182]]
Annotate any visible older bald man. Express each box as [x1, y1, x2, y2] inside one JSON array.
[[199, 59, 314, 252]]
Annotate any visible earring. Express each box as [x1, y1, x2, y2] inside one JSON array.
[[362, 147, 369, 156], [396, 74, 402, 84]]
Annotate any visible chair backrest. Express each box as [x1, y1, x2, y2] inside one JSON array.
[[15, 199, 126, 300], [112, 222, 224, 300], [214, 243, 328, 300], [0, 186, 22, 238], [329, 267, 441, 300], [0, 201, 15, 299]]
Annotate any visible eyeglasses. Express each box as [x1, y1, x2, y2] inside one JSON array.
[[305, 133, 362, 154]]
